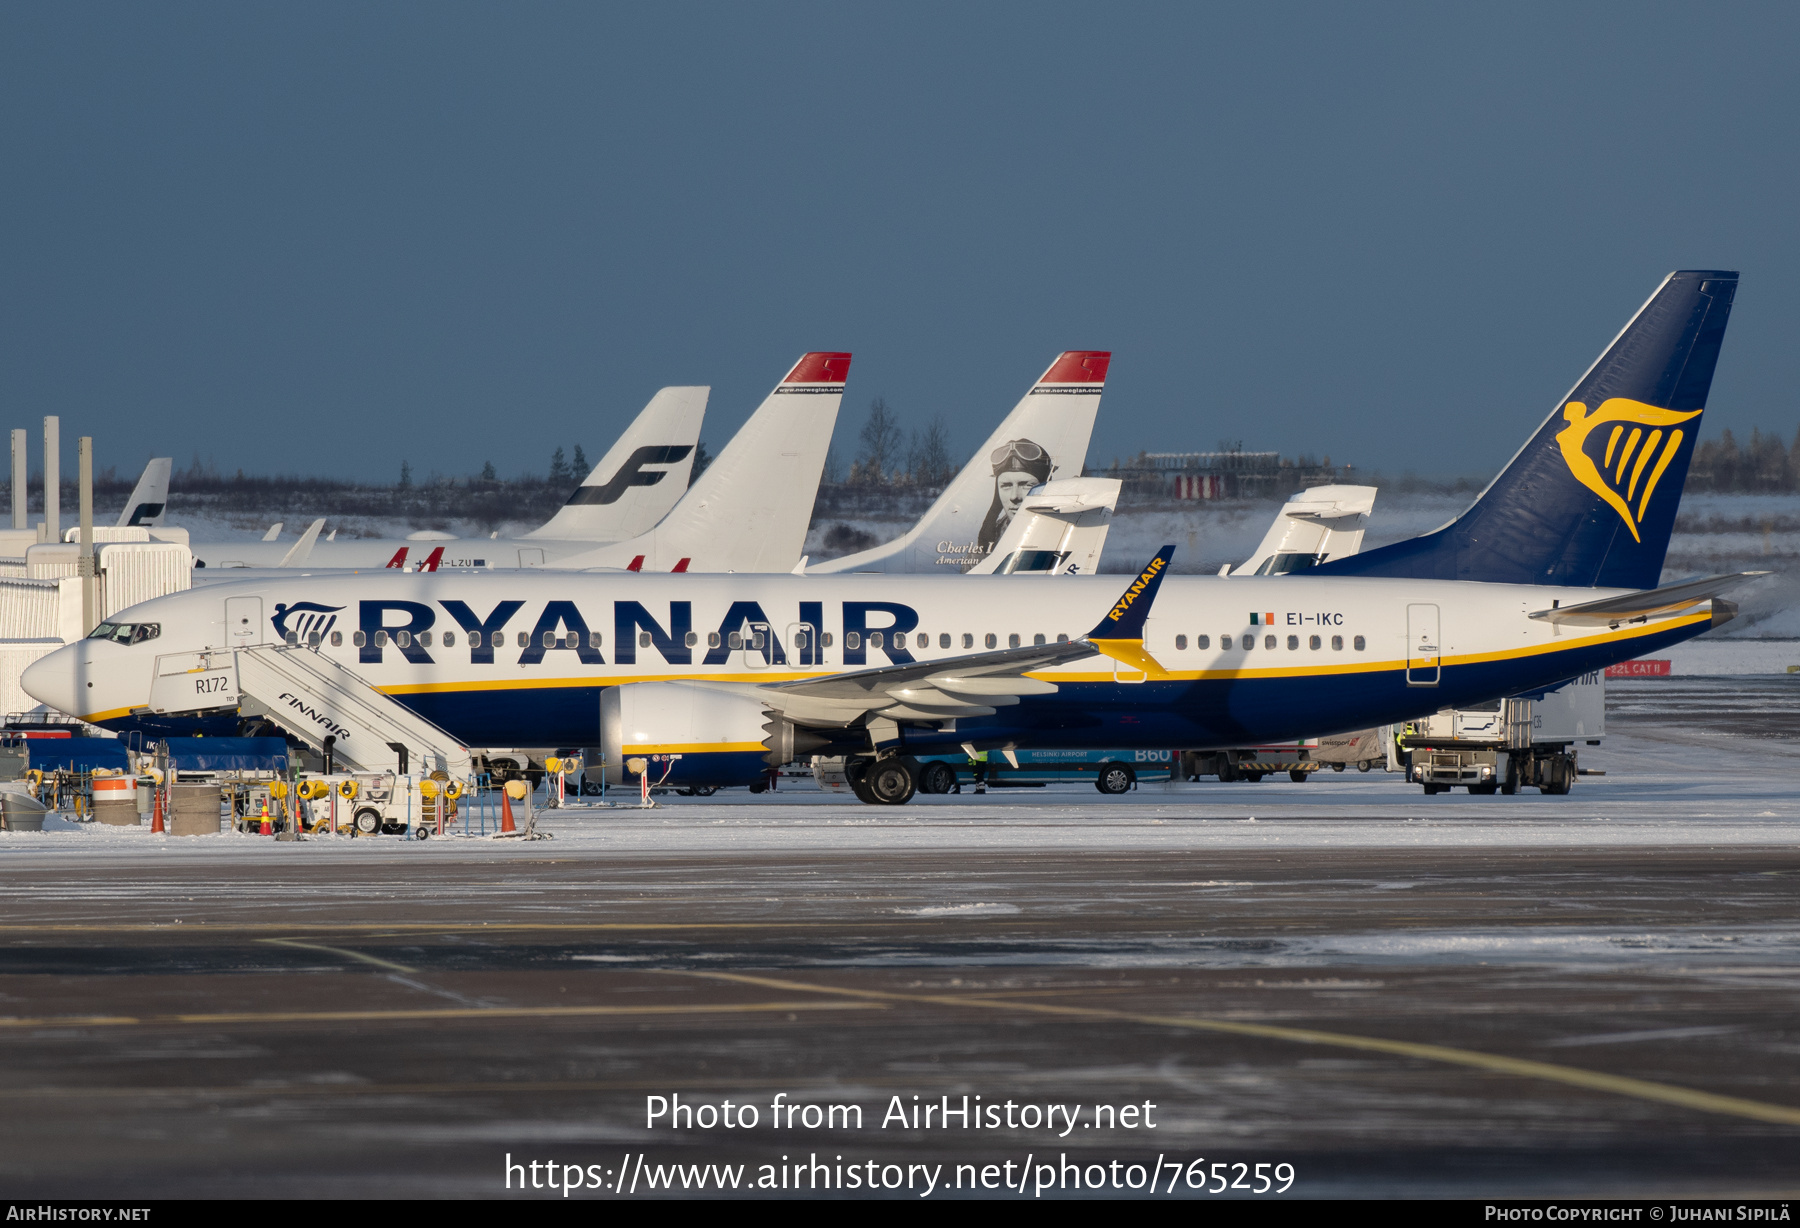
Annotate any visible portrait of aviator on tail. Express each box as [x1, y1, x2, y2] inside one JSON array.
[[976, 437, 1055, 558]]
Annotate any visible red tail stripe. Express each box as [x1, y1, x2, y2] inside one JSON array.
[[782, 351, 852, 384], [1037, 350, 1111, 384]]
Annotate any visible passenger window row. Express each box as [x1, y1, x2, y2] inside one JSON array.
[[340, 629, 607, 649], [838, 631, 1067, 651], [1171, 633, 1366, 652], [310, 625, 1088, 657]]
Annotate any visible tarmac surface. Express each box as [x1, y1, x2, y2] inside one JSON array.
[[1, 676, 1797, 1199]]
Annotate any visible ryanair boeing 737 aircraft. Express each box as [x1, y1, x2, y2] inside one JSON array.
[[25, 272, 1757, 804]]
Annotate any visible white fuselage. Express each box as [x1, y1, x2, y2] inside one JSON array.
[[27, 570, 1707, 755]]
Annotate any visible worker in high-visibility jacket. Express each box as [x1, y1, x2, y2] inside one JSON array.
[[968, 748, 989, 795]]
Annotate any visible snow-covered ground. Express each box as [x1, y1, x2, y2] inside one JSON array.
[[6, 710, 1795, 861]]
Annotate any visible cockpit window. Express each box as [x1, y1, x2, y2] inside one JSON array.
[[87, 622, 160, 645]]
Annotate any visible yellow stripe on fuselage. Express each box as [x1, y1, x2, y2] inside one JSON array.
[[620, 741, 766, 755], [79, 706, 140, 724]]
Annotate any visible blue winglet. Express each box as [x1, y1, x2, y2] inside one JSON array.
[[1086, 545, 1176, 642]]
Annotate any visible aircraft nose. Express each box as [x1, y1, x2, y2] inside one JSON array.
[[21, 643, 89, 718]]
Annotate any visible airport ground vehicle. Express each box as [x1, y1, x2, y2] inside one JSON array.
[[906, 747, 1179, 794], [1400, 672, 1605, 795], [1181, 743, 1322, 782], [1181, 729, 1386, 781]]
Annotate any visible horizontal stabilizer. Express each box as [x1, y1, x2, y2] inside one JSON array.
[[967, 477, 1119, 576], [1528, 572, 1769, 626], [1232, 484, 1377, 576]]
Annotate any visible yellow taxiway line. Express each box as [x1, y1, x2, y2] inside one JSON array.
[[670, 970, 1800, 1129], [0, 999, 882, 1030]]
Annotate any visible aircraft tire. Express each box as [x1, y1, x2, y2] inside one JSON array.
[[918, 762, 958, 795], [845, 760, 878, 805], [866, 758, 916, 805]]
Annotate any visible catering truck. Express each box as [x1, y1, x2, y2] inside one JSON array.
[[1400, 671, 1605, 795]]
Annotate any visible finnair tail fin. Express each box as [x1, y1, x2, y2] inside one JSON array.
[[548, 353, 851, 573], [967, 478, 1119, 576], [1231, 485, 1376, 576], [117, 458, 172, 527], [810, 351, 1109, 574], [1314, 271, 1737, 589], [524, 386, 708, 542]]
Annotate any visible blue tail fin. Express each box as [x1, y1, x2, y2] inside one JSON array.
[[1314, 270, 1737, 589]]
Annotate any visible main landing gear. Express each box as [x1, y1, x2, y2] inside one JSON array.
[[846, 755, 918, 805]]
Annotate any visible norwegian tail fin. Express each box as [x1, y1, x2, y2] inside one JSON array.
[[1314, 271, 1737, 589], [809, 351, 1109, 574]]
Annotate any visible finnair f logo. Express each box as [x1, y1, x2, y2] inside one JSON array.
[[566, 445, 694, 507], [1555, 399, 1701, 542]]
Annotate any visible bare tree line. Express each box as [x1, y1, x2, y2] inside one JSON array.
[[827, 397, 955, 490], [1682, 426, 1800, 493]]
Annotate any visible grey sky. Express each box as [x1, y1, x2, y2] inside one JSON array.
[[3, 3, 1796, 484]]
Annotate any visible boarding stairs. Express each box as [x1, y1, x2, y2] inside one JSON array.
[[231, 645, 472, 777]]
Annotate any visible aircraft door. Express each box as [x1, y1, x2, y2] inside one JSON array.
[[1406, 603, 1440, 686], [786, 622, 819, 667], [225, 596, 264, 648], [740, 621, 775, 670], [518, 548, 546, 567]]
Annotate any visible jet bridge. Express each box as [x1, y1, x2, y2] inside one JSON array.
[[149, 644, 472, 777]]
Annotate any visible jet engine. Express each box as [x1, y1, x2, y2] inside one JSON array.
[[601, 682, 829, 788]]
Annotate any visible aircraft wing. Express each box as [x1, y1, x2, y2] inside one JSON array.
[[754, 638, 1100, 724], [751, 544, 1176, 727]]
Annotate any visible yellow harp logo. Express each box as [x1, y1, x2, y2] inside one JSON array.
[[1555, 399, 1701, 543]]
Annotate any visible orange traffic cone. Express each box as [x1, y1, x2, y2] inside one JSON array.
[[499, 789, 516, 834], [150, 789, 165, 834], [259, 798, 272, 836]]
